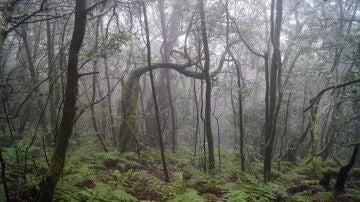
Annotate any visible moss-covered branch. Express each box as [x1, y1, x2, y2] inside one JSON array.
[[304, 78, 360, 112], [118, 62, 210, 152]]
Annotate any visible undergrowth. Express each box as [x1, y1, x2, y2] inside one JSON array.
[[1, 138, 359, 202]]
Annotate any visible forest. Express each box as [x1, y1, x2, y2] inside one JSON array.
[[0, 0, 359, 201]]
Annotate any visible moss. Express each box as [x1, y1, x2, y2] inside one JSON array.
[[300, 179, 318, 186], [194, 181, 226, 197], [313, 191, 333, 201], [288, 191, 311, 202], [201, 193, 218, 202], [118, 75, 141, 152]]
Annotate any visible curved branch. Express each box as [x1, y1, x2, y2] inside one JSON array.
[[304, 78, 360, 112], [130, 63, 206, 79]]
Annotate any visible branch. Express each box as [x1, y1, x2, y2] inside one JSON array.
[[221, 1, 265, 58], [78, 71, 99, 78], [74, 78, 122, 122], [6, 0, 48, 34], [86, 0, 108, 13], [130, 63, 206, 79], [304, 78, 360, 112]]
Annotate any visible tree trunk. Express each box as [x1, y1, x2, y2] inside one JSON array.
[[278, 91, 292, 169], [193, 73, 200, 161], [46, 14, 57, 145], [38, 1, 87, 200], [0, 147, 10, 201], [157, 0, 182, 153], [104, 58, 116, 146], [198, 0, 215, 171], [229, 51, 246, 171], [142, 3, 169, 182], [89, 4, 108, 152], [264, 0, 283, 182], [335, 144, 359, 192], [118, 63, 204, 152]]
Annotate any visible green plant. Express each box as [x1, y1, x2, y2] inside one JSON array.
[[171, 189, 204, 202], [222, 190, 247, 202]]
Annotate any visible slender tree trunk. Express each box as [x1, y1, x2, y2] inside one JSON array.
[[142, 3, 170, 182], [193, 74, 200, 161], [335, 144, 359, 192], [0, 147, 10, 201], [264, 0, 283, 182], [46, 18, 57, 145], [157, 0, 179, 153], [198, 0, 215, 171], [20, 26, 49, 139], [278, 91, 292, 170], [38, 1, 87, 200], [229, 52, 246, 171], [89, 5, 108, 152], [200, 76, 207, 171], [230, 75, 238, 154], [104, 58, 116, 145]]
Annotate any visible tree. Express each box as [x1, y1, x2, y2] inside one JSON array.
[[142, 2, 169, 182], [198, 0, 215, 171], [264, 0, 283, 182], [38, 0, 87, 200]]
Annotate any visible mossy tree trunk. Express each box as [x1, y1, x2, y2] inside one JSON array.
[[118, 74, 141, 152], [309, 106, 321, 176], [118, 63, 204, 153], [38, 0, 87, 201]]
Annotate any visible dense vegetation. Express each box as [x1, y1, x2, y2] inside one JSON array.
[[0, 0, 359, 201]]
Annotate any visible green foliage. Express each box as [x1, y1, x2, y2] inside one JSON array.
[[54, 181, 81, 202], [313, 191, 333, 201], [171, 189, 204, 202], [100, 32, 128, 57], [122, 170, 176, 201], [344, 188, 360, 201], [222, 190, 247, 202], [79, 183, 137, 202], [94, 150, 141, 170], [288, 192, 312, 202], [4, 138, 359, 202], [170, 172, 185, 193], [232, 173, 288, 201]]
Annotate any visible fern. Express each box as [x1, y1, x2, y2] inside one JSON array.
[[170, 189, 204, 202], [78, 183, 137, 202], [122, 170, 176, 200], [344, 188, 360, 201], [170, 172, 185, 193], [94, 150, 141, 170], [54, 181, 81, 202], [230, 173, 287, 202], [222, 190, 247, 202]]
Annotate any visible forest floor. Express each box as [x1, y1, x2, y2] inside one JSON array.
[[1, 134, 360, 202]]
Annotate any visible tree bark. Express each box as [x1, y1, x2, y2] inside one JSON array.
[[0, 147, 10, 201], [38, 0, 87, 200], [158, 0, 178, 153], [89, 4, 108, 152], [229, 51, 246, 171], [142, 3, 170, 182], [335, 144, 359, 192], [264, 0, 283, 182], [46, 13, 57, 145], [198, 0, 215, 171]]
